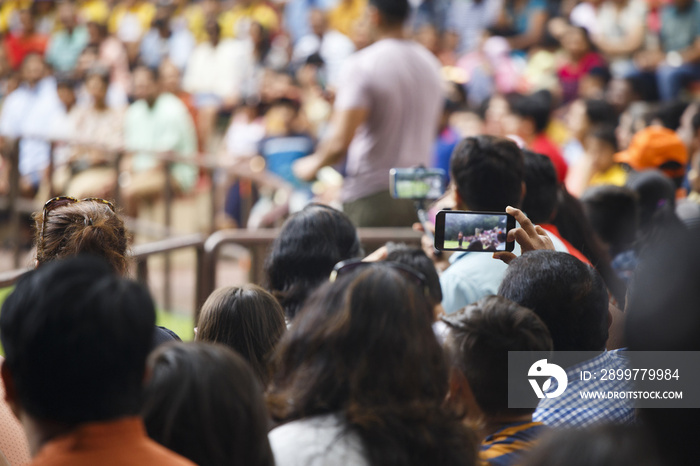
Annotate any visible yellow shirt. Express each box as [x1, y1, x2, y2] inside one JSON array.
[[328, 0, 367, 37], [218, 3, 279, 39], [78, 0, 110, 25], [0, 0, 31, 33], [174, 4, 207, 42], [590, 164, 628, 187], [108, 2, 156, 41]]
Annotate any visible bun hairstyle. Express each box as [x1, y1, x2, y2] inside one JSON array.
[[33, 201, 129, 275]]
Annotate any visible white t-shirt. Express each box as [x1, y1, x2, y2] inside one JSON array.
[[269, 414, 369, 466], [334, 38, 443, 203]]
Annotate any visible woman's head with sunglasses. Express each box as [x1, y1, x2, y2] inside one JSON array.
[[264, 203, 362, 320], [267, 262, 477, 465], [33, 197, 129, 275]]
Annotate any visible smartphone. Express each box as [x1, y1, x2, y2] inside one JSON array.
[[389, 168, 446, 200], [434, 210, 515, 252]]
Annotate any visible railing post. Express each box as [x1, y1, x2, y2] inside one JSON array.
[[113, 150, 123, 207], [163, 158, 173, 312], [194, 244, 206, 322], [135, 256, 149, 286]]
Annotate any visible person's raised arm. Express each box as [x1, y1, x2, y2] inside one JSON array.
[[292, 107, 368, 181]]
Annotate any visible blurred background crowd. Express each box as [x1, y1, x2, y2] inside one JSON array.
[[0, 0, 699, 233]]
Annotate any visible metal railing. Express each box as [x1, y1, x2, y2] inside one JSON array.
[[199, 228, 423, 310], [1, 227, 423, 321]]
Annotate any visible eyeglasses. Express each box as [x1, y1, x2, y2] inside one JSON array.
[[329, 259, 430, 297], [41, 196, 115, 245]]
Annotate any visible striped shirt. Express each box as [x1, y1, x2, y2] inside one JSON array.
[[481, 421, 547, 466]]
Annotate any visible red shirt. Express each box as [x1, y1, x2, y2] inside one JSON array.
[[530, 134, 568, 183], [30, 417, 195, 466], [540, 224, 591, 266], [4, 33, 48, 69]]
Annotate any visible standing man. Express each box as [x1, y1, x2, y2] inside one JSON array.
[[293, 0, 443, 227]]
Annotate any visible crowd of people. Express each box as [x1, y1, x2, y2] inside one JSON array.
[[1, 0, 700, 464], [0, 0, 698, 227]]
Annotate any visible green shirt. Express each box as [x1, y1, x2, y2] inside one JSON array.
[[124, 93, 198, 191], [661, 1, 700, 53], [46, 26, 90, 72]]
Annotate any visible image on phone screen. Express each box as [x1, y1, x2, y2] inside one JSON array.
[[389, 168, 446, 200], [434, 210, 515, 252]]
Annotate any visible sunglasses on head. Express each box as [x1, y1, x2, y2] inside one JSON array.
[[41, 196, 115, 240], [329, 259, 430, 297]]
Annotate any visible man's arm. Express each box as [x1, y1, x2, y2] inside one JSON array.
[[680, 37, 700, 65], [292, 107, 368, 181]]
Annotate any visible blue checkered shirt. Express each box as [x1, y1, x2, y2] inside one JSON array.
[[533, 349, 636, 428]]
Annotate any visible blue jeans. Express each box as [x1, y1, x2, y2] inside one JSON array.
[[656, 62, 700, 101]]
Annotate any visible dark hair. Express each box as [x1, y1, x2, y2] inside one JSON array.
[[197, 285, 286, 386], [583, 99, 618, 127], [85, 65, 111, 85], [588, 123, 619, 152], [650, 100, 690, 130], [519, 424, 661, 466], [0, 256, 154, 424], [498, 250, 609, 352], [142, 342, 275, 466], [585, 66, 612, 88], [267, 264, 478, 466], [450, 135, 524, 211], [581, 185, 639, 256], [33, 200, 129, 275], [264, 203, 362, 319], [443, 296, 552, 417], [385, 243, 442, 309], [134, 64, 159, 82], [369, 0, 410, 24], [522, 150, 558, 224], [507, 91, 552, 134], [552, 188, 627, 305]]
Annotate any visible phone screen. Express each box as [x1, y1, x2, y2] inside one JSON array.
[[390, 168, 446, 200], [434, 210, 515, 252]]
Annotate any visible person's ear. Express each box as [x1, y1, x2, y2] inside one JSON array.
[[453, 188, 469, 210], [367, 5, 381, 28], [1, 360, 20, 419], [520, 181, 526, 209]]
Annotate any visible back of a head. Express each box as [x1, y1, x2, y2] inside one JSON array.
[[443, 296, 553, 418], [651, 100, 690, 130], [522, 150, 558, 224], [368, 0, 409, 25], [498, 250, 609, 352], [0, 256, 154, 425], [581, 185, 639, 255], [507, 91, 552, 134], [385, 243, 442, 308], [142, 342, 275, 466], [34, 201, 129, 275], [264, 203, 361, 319], [269, 264, 476, 465], [197, 285, 286, 386], [626, 170, 677, 232], [450, 135, 524, 212], [584, 99, 618, 127]]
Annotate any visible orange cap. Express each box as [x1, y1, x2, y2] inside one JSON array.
[[614, 126, 688, 172]]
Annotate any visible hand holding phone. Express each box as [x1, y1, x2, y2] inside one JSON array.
[[434, 210, 515, 252]]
